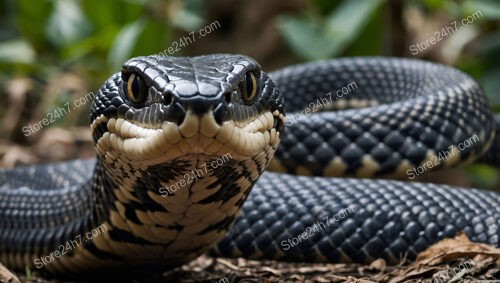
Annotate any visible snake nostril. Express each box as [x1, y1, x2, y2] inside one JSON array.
[[163, 92, 173, 105], [166, 101, 186, 125], [223, 92, 232, 104]]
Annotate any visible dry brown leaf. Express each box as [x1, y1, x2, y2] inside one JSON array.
[[388, 265, 442, 283], [388, 232, 500, 283], [416, 232, 500, 266], [369, 258, 386, 271], [0, 263, 20, 283]]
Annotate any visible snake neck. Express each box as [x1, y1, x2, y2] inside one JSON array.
[[80, 146, 276, 269], [88, 160, 117, 227]]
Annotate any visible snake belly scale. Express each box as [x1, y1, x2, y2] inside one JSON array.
[[0, 54, 498, 274]]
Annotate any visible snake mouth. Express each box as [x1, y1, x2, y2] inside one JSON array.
[[92, 109, 284, 164]]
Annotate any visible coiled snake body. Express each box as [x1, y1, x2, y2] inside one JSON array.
[[0, 55, 499, 275]]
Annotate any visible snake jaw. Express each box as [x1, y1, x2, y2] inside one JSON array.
[[94, 108, 281, 164]]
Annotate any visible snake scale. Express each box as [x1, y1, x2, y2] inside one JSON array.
[[0, 54, 499, 276]]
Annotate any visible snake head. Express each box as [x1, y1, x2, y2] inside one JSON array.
[[87, 55, 285, 262], [90, 54, 285, 164]]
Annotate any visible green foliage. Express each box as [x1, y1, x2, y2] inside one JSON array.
[[279, 0, 384, 60], [0, 0, 201, 81], [0, 40, 35, 64], [277, 0, 500, 110], [46, 0, 92, 48], [0, 0, 204, 140], [108, 19, 146, 70], [170, 0, 205, 30], [464, 0, 500, 20], [456, 0, 500, 109], [16, 0, 52, 50], [466, 164, 499, 189]]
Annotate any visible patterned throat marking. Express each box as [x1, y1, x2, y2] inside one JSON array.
[[52, 107, 282, 272]]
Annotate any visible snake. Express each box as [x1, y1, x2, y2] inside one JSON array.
[[0, 54, 499, 276]]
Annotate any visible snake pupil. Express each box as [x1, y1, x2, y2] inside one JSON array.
[[126, 73, 148, 105], [241, 72, 258, 102]]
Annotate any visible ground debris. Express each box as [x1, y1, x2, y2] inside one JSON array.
[[163, 233, 499, 282], [387, 232, 500, 283], [1, 235, 499, 282], [164, 255, 380, 282]]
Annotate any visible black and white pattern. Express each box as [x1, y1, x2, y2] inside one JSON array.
[[0, 55, 498, 275]]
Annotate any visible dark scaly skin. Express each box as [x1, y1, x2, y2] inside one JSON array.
[[214, 58, 499, 263], [215, 173, 499, 263], [270, 58, 495, 176], [0, 55, 498, 276]]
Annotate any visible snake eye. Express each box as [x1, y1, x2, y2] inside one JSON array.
[[240, 72, 258, 103], [125, 73, 148, 104]]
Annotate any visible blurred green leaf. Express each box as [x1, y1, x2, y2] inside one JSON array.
[[1, 0, 18, 41], [81, 0, 121, 29], [325, 0, 383, 54], [463, 0, 500, 20], [480, 68, 500, 106], [466, 164, 499, 189], [16, 0, 52, 49], [123, 0, 150, 4], [171, 9, 204, 31], [171, 0, 205, 31], [279, 17, 333, 60], [81, 0, 144, 29], [61, 27, 120, 61], [171, 0, 205, 30], [309, 0, 339, 16], [422, 0, 447, 10], [279, 0, 383, 60], [45, 0, 92, 48], [344, 6, 383, 56], [0, 40, 35, 64], [131, 20, 169, 57], [479, 31, 500, 58], [108, 19, 146, 70], [442, 25, 480, 62]]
